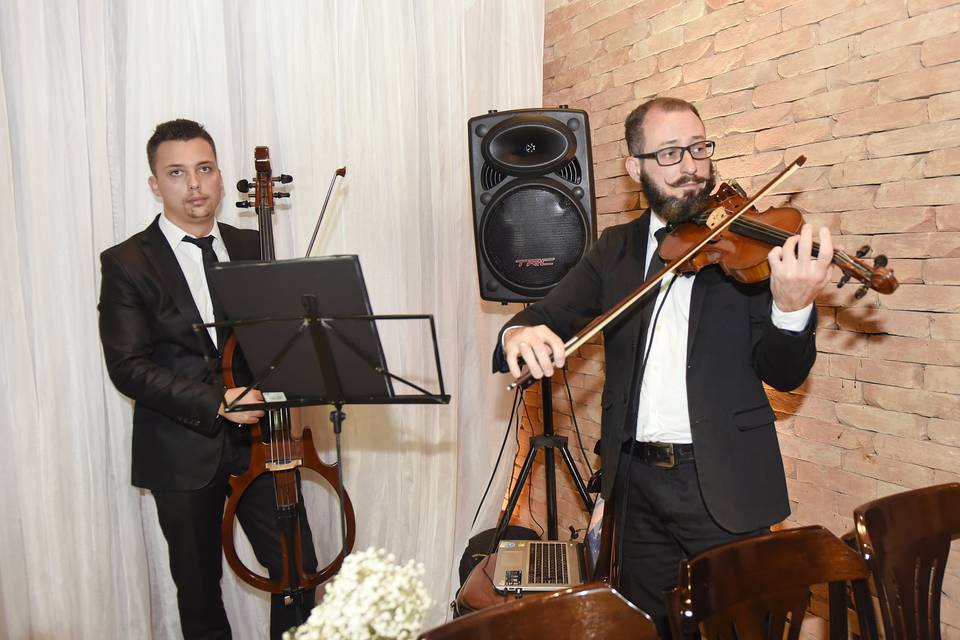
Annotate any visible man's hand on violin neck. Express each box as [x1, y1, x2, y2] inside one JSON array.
[[219, 387, 266, 425], [767, 224, 834, 312], [504, 325, 566, 379]]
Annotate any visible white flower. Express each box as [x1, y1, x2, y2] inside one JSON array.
[[284, 547, 432, 640]]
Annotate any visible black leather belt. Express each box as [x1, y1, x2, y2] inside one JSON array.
[[622, 440, 695, 468]]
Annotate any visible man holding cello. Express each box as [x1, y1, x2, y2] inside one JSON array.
[[98, 119, 316, 639], [495, 97, 835, 633]]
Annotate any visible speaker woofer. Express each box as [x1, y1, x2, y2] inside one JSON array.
[[482, 115, 577, 176], [480, 178, 589, 297]]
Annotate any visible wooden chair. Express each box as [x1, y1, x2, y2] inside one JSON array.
[[421, 582, 659, 640], [852, 483, 960, 640], [666, 525, 877, 640]]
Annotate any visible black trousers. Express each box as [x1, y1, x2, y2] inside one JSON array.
[[614, 449, 767, 635], [152, 430, 318, 640]]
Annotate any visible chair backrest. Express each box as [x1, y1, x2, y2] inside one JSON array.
[[420, 582, 659, 640], [666, 525, 876, 640], [853, 482, 960, 640]]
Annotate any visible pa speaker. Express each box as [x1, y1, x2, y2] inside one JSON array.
[[468, 108, 596, 303]]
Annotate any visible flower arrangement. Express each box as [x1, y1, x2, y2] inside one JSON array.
[[284, 547, 432, 640]]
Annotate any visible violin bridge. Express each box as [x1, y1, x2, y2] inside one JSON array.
[[705, 207, 729, 229], [266, 460, 303, 472]]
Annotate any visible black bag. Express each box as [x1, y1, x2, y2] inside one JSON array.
[[458, 525, 540, 586]]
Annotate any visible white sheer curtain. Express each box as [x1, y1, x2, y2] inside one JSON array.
[[0, 1, 543, 637]]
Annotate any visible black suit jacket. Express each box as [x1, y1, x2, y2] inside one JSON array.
[[494, 212, 817, 533], [99, 215, 260, 491]]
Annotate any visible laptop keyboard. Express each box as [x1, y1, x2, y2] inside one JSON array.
[[528, 542, 568, 584]]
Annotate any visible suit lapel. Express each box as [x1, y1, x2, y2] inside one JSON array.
[[218, 221, 261, 261], [139, 215, 218, 353], [626, 212, 656, 347], [687, 268, 714, 361]]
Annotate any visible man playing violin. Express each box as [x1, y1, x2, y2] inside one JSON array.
[[98, 119, 316, 640], [495, 97, 834, 632]]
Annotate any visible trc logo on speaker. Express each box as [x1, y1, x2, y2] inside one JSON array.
[[515, 257, 556, 268]]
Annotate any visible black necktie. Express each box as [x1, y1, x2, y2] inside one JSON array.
[[182, 235, 227, 348], [638, 227, 668, 346], [646, 227, 668, 280]]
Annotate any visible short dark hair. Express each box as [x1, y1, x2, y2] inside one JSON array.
[[624, 98, 702, 156], [146, 119, 217, 175]]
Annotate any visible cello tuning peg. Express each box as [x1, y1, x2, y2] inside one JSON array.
[[874, 254, 888, 268], [274, 192, 290, 199], [235, 201, 252, 208], [275, 174, 293, 184], [854, 285, 869, 299], [856, 245, 871, 258], [237, 179, 252, 193]]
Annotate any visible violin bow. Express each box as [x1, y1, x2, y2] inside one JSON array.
[[508, 156, 807, 391]]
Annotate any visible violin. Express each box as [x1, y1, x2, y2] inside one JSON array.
[[509, 157, 898, 391], [659, 180, 898, 296], [221, 147, 356, 597]]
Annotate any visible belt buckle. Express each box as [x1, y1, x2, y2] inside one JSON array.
[[653, 443, 675, 469]]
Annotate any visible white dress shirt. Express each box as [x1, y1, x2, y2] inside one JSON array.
[[157, 213, 230, 346], [636, 214, 811, 443], [501, 214, 813, 443]]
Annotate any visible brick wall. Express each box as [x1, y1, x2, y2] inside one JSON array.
[[507, 0, 959, 633]]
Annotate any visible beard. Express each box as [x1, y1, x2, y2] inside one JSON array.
[[640, 163, 716, 225]]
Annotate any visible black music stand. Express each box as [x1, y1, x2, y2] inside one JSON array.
[[198, 255, 449, 575]]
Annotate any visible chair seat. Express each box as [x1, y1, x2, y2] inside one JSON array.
[[426, 582, 659, 640]]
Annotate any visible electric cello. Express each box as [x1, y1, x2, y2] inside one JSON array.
[[221, 147, 357, 606]]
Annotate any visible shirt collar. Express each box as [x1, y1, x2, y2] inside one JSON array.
[[158, 212, 223, 250], [648, 211, 667, 245]]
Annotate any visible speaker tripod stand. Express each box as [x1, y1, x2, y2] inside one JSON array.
[[491, 376, 595, 546]]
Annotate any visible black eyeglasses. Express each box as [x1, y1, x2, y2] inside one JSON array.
[[633, 140, 715, 166]]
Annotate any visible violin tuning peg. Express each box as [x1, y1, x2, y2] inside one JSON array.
[[874, 254, 888, 268], [837, 273, 852, 289], [235, 201, 252, 208], [856, 245, 871, 258], [854, 285, 869, 299], [237, 179, 252, 193]]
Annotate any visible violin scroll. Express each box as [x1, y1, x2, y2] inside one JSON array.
[[833, 244, 898, 298]]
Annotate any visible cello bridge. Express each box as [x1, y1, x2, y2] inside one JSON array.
[[266, 459, 303, 472]]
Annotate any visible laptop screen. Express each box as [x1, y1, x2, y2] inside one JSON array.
[[584, 495, 606, 578]]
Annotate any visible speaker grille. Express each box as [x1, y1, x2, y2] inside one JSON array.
[[554, 157, 582, 185], [480, 162, 505, 191], [481, 181, 588, 295]]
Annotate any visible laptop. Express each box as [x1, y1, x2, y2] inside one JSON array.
[[207, 255, 393, 405], [491, 495, 607, 593]]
